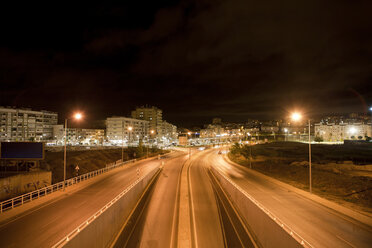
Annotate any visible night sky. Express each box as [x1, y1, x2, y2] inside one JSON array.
[[1, 1, 372, 127]]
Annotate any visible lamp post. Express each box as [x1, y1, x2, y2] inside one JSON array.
[[121, 121, 125, 162], [284, 128, 288, 141], [188, 132, 192, 159], [128, 126, 133, 147], [291, 112, 312, 193], [150, 130, 155, 149], [248, 133, 252, 169], [64, 112, 82, 191]]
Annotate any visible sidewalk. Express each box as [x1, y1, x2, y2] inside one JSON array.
[[223, 154, 372, 228]]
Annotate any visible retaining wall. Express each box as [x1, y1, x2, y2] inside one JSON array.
[[211, 167, 308, 248], [58, 167, 160, 248], [0, 171, 51, 201]]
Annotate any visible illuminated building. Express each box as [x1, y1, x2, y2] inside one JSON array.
[[0, 106, 57, 142], [131, 106, 163, 136], [315, 122, 372, 142], [106, 116, 149, 144]]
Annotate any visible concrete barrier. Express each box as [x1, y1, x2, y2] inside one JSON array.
[[0, 171, 52, 201], [53, 167, 160, 248], [210, 167, 312, 248]]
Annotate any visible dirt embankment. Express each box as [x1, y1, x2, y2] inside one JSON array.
[[229, 142, 372, 213], [40, 147, 164, 184]]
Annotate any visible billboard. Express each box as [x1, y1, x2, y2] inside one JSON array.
[[0, 142, 45, 160]]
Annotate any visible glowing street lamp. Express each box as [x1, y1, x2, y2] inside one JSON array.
[[128, 126, 133, 147], [247, 132, 252, 169], [74, 113, 82, 120], [291, 112, 313, 194], [187, 132, 192, 159], [64, 112, 83, 190], [284, 128, 288, 141], [291, 112, 302, 122]]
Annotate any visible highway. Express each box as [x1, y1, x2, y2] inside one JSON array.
[[0, 152, 182, 248], [206, 148, 372, 248], [188, 150, 225, 248], [122, 154, 188, 248], [117, 148, 255, 248], [2, 147, 370, 248]]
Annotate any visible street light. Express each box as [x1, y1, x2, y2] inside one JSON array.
[[291, 112, 312, 193], [128, 126, 133, 147], [187, 132, 192, 159], [284, 128, 288, 141], [247, 133, 252, 169], [121, 121, 125, 162], [64, 112, 83, 191]]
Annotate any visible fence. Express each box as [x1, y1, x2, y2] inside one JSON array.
[[0, 157, 144, 213], [210, 167, 312, 248]]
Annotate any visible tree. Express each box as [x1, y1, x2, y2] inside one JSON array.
[[135, 139, 144, 158], [230, 143, 241, 155], [358, 136, 363, 140], [314, 136, 323, 142]]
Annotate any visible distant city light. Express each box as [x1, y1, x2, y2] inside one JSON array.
[[349, 127, 357, 134], [284, 128, 288, 133], [128, 126, 133, 131]]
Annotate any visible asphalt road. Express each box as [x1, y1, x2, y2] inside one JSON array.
[[188, 150, 225, 248], [0, 152, 182, 248], [208, 149, 372, 248], [123, 154, 188, 248]]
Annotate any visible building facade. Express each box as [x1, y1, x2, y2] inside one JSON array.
[[0, 106, 57, 142], [315, 122, 372, 142], [52, 126, 105, 145], [106, 117, 149, 144], [161, 121, 177, 140], [131, 106, 163, 136]]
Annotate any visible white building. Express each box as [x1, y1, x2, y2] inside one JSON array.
[[315, 122, 372, 142], [131, 106, 163, 136], [52, 126, 105, 145], [161, 121, 177, 140], [0, 106, 57, 142], [106, 117, 149, 144]]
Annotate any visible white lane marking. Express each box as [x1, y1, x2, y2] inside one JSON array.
[[271, 196, 283, 204], [188, 158, 199, 248], [336, 235, 356, 248], [170, 157, 187, 248]]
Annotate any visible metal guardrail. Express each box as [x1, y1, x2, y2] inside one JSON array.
[[51, 167, 161, 248], [0, 158, 140, 213], [212, 167, 313, 248]]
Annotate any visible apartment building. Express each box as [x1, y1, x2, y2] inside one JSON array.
[[52, 125, 105, 145], [106, 116, 149, 144], [161, 121, 177, 140], [131, 106, 162, 136], [315, 122, 372, 142], [0, 106, 57, 142]]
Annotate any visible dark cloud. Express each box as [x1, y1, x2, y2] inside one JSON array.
[[1, 0, 372, 127]]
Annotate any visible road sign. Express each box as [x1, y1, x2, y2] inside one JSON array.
[[0, 142, 45, 160]]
